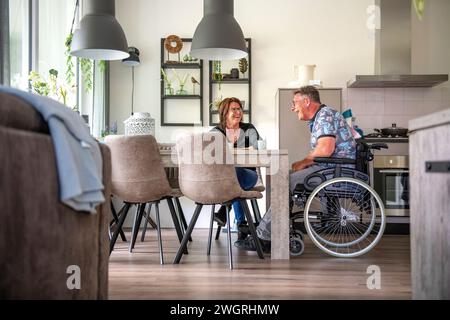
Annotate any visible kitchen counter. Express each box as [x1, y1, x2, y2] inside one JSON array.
[[409, 108, 450, 300], [409, 108, 450, 132]]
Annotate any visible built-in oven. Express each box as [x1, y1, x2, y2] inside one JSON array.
[[373, 155, 409, 216]]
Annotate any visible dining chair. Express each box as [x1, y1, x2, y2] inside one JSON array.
[[173, 132, 265, 269], [140, 144, 191, 243], [105, 134, 185, 264]]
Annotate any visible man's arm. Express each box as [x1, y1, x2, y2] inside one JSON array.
[[292, 136, 336, 171]]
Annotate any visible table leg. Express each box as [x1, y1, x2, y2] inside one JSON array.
[[270, 154, 290, 260]]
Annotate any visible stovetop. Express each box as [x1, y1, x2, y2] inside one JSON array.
[[361, 133, 409, 143]]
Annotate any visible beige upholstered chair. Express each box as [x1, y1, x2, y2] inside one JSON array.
[[140, 143, 191, 243], [173, 132, 265, 269], [105, 135, 185, 264]]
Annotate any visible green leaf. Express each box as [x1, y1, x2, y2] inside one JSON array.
[[413, 0, 425, 21]]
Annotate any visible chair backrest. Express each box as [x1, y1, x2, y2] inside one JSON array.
[[176, 132, 243, 204], [104, 135, 172, 203]]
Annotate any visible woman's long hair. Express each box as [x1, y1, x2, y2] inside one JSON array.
[[218, 97, 243, 131]]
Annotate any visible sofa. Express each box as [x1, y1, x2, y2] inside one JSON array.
[[0, 92, 111, 299]]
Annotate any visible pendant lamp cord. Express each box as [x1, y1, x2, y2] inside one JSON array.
[[69, 0, 80, 36], [131, 66, 135, 115]]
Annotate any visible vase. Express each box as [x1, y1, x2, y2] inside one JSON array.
[[177, 84, 188, 95], [165, 86, 174, 96], [124, 112, 155, 136]]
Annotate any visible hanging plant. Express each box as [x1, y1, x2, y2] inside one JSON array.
[[65, 33, 75, 85]]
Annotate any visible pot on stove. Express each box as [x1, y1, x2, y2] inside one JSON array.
[[374, 123, 409, 137]]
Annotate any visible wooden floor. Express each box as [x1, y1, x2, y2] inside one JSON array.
[[109, 229, 411, 300]]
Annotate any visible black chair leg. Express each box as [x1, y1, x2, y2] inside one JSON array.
[[110, 203, 131, 254], [155, 202, 164, 265], [175, 197, 192, 242], [141, 203, 153, 242], [207, 205, 215, 255], [225, 204, 234, 270], [215, 225, 222, 240], [173, 204, 203, 264], [111, 200, 127, 242], [242, 200, 265, 259], [167, 197, 188, 254], [129, 203, 145, 252], [250, 199, 262, 223]]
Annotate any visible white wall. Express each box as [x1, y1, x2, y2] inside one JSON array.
[[109, 0, 449, 228]]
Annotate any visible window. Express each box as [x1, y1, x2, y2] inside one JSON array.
[[4, 0, 109, 139], [8, 0, 29, 89], [37, 0, 77, 110]]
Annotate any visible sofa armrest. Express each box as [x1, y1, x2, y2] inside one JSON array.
[[0, 126, 111, 299]]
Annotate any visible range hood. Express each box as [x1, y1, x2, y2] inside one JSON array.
[[347, 0, 448, 88]]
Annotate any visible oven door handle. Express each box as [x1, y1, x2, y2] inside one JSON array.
[[378, 169, 409, 173]]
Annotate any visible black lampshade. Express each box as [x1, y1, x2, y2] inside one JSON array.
[[71, 0, 129, 61], [191, 0, 247, 60]]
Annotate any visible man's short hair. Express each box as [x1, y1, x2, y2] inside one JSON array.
[[294, 86, 321, 103]]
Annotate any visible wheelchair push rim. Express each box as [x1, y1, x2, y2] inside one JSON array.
[[304, 177, 386, 258]]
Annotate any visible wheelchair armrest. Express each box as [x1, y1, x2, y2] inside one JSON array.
[[313, 157, 356, 165], [369, 143, 388, 150]]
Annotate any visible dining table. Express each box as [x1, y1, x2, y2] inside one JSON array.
[[159, 144, 290, 260]]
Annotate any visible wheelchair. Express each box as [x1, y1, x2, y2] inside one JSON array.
[[288, 140, 388, 258]]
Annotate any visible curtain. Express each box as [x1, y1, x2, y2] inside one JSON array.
[[91, 61, 109, 138], [0, 0, 10, 85]]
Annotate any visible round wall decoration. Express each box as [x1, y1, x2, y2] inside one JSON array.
[[164, 35, 183, 54]]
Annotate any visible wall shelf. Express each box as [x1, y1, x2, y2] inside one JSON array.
[[162, 95, 202, 99], [208, 38, 252, 126], [211, 78, 249, 84], [162, 63, 201, 69], [160, 37, 203, 126]]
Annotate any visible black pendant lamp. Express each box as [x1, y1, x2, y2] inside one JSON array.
[[190, 0, 247, 61], [70, 0, 129, 61]]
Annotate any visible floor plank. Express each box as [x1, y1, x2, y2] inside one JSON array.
[[109, 229, 411, 299]]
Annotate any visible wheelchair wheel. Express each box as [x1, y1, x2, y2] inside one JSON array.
[[290, 235, 305, 256], [304, 177, 385, 258]]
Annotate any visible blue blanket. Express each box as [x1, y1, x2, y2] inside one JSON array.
[[0, 86, 105, 213]]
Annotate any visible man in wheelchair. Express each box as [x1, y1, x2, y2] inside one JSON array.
[[235, 86, 359, 254]]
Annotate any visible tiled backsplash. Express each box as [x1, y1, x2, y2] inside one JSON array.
[[342, 87, 450, 134]]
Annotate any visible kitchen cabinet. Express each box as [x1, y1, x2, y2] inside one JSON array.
[[278, 88, 342, 167], [409, 108, 450, 299]]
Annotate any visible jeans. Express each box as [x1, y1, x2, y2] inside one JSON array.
[[233, 167, 258, 223]]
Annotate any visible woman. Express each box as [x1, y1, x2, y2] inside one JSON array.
[[211, 97, 260, 240]]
